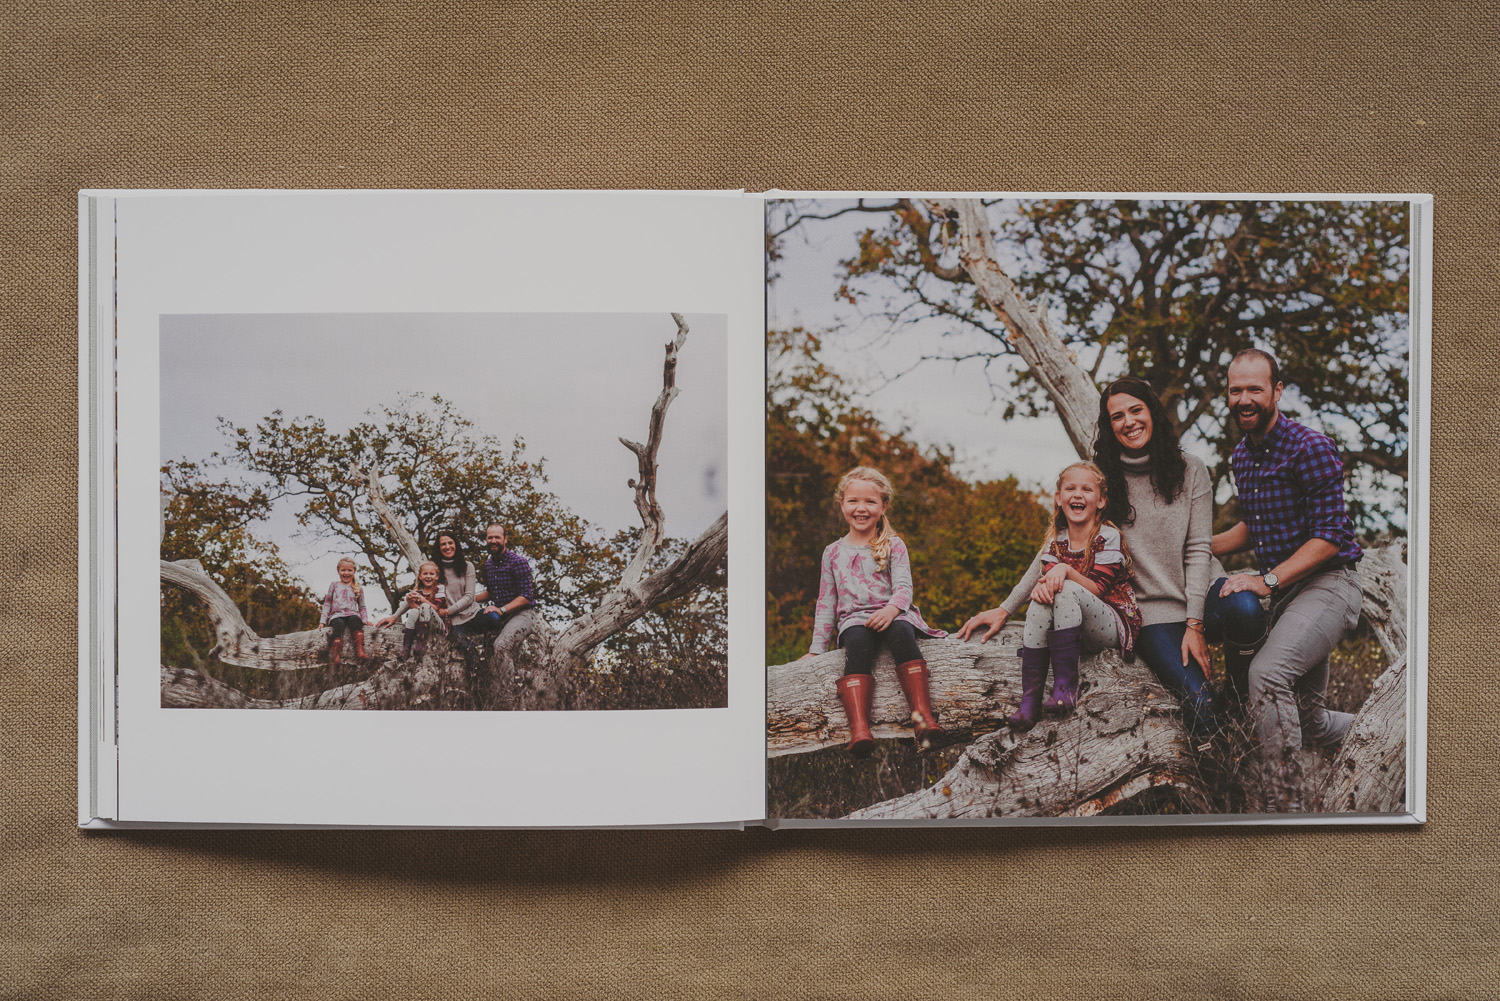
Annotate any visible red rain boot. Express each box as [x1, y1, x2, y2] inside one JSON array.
[[895, 659, 945, 750], [835, 674, 876, 758]]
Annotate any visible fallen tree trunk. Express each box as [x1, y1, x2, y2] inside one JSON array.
[[849, 657, 1207, 820], [769, 633, 1023, 756], [770, 632, 1207, 817], [1317, 654, 1407, 814], [771, 622, 1411, 818]]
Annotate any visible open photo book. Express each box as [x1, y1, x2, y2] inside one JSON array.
[[78, 189, 1430, 828]]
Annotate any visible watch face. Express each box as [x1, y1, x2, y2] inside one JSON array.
[[1264, 573, 1278, 589]]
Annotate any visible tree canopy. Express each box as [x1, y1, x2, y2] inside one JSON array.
[[769, 197, 1410, 532], [215, 393, 610, 615], [163, 393, 726, 701]]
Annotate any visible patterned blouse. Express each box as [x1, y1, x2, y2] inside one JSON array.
[[809, 536, 946, 655], [320, 581, 369, 625], [1001, 525, 1142, 657]]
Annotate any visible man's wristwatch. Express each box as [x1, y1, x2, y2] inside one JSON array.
[[1262, 571, 1280, 592]]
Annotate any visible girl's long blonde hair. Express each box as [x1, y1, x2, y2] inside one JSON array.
[[336, 557, 362, 599], [836, 466, 896, 571]]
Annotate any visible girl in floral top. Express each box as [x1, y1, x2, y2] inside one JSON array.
[[963, 461, 1141, 729], [802, 466, 947, 755], [320, 557, 370, 667]]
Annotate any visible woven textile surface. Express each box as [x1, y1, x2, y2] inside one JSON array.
[[2, 2, 1495, 997]]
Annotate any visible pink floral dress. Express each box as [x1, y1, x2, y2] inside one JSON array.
[[809, 536, 946, 655]]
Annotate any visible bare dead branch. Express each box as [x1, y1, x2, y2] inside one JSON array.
[[618, 313, 690, 587], [363, 463, 425, 571]]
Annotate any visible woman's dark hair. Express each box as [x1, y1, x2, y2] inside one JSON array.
[[1093, 376, 1187, 526], [428, 529, 468, 574]]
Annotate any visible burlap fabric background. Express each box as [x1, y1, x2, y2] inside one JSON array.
[[3, 3, 1494, 997]]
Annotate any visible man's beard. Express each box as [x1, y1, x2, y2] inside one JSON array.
[[487, 542, 506, 554], [1236, 402, 1274, 437]]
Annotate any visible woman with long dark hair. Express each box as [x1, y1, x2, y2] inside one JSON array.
[[1091, 376, 1261, 741], [429, 529, 482, 664]]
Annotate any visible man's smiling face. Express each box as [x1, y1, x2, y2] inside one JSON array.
[[1227, 355, 1283, 438]]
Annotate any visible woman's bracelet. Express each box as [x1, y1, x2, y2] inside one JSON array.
[[1185, 619, 1205, 633]]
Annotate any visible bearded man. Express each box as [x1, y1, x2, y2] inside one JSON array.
[[473, 523, 537, 663], [1211, 348, 1364, 811]]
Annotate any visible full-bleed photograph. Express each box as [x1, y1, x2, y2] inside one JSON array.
[[160, 311, 729, 712], [765, 196, 1415, 819]]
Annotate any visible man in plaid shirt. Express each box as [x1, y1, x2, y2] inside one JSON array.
[[1211, 348, 1364, 811], [474, 523, 537, 662]]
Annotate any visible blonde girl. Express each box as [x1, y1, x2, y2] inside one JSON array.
[[319, 557, 370, 667], [376, 560, 449, 659], [803, 466, 946, 755], [958, 461, 1142, 728]]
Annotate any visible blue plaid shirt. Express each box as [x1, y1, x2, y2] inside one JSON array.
[[480, 549, 536, 607], [1230, 415, 1362, 572]]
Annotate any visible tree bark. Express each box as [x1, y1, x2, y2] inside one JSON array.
[[161, 633, 475, 711], [364, 462, 425, 572], [1317, 654, 1407, 814], [770, 627, 1409, 818]]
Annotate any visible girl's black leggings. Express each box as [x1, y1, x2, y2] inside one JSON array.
[[838, 619, 921, 676]]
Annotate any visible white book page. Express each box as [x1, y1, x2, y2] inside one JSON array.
[[104, 190, 765, 827]]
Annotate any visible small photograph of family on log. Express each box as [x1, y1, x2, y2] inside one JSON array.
[[160, 311, 729, 712], [766, 196, 1413, 819]]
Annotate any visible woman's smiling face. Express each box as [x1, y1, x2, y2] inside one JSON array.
[[1107, 392, 1154, 452], [438, 535, 457, 559]]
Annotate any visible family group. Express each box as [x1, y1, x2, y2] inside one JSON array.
[[806, 349, 1369, 810], [315, 524, 537, 669]]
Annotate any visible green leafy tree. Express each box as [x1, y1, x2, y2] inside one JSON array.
[[770, 198, 1410, 533], [167, 395, 726, 705], [218, 393, 612, 615]]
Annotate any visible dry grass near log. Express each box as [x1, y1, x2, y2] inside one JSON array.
[[570, 654, 727, 711], [767, 740, 971, 820]]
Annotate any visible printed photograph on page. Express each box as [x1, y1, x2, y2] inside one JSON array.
[[764, 196, 1414, 820], [159, 312, 728, 712]]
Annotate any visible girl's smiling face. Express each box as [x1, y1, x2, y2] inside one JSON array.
[[418, 565, 439, 589], [1055, 469, 1106, 528], [840, 478, 888, 536], [338, 561, 356, 584], [1107, 392, 1154, 452]]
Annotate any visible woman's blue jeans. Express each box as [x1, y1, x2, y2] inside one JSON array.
[[1135, 578, 1267, 741]]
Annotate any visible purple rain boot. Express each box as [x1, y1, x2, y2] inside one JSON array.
[[412, 625, 428, 658], [1043, 625, 1083, 713], [401, 628, 416, 659], [1008, 645, 1050, 729]]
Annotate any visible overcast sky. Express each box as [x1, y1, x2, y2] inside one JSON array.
[[161, 312, 727, 610]]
